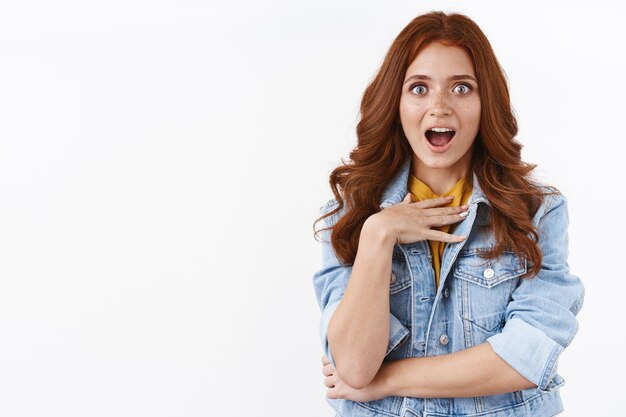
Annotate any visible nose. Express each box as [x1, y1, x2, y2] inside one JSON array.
[[429, 93, 452, 117]]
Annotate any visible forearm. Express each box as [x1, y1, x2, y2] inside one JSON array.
[[378, 342, 537, 398], [327, 217, 395, 388]]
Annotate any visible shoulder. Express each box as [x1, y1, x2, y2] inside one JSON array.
[[532, 184, 569, 228], [320, 198, 339, 214], [317, 198, 345, 227]]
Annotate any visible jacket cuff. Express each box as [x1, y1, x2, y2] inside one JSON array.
[[486, 317, 564, 391], [320, 300, 410, 367], [387, 313, 411, 354], [319, 300, 340, 366]]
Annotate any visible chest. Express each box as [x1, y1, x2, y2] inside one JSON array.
[[387, 205, 528, 347]]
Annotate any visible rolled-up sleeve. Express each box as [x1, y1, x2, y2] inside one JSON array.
[[486, 193, 585, 391], [312, 200, 410, 367]]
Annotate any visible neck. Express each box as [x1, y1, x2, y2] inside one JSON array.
[[411, 156, 471, 195]]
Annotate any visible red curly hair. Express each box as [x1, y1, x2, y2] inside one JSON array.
[[314, 11, 551, 278]]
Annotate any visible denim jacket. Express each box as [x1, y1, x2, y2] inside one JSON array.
[[312, 157, 585, 417]]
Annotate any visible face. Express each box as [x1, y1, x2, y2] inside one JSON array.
[[399, 41, 481, 181]]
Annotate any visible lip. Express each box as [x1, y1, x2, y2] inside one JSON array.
[[425, 125, 457, 132], [424, 130, 455, 154]]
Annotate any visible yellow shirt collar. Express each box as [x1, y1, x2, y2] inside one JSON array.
[[407, 175, 469, 207]]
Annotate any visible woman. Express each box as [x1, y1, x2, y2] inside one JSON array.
[[312, 11, 585, 417]]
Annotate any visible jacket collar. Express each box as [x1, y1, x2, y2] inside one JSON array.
[[378, 156, 490, 209]]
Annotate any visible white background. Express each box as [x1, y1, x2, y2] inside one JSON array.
[[0, 1, 623, 416]]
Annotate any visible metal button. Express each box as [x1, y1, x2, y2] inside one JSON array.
[[443, 288, 450, 298], [483, 268, 495, 279], [390, 272, 397, 284], [439, 334, 449, 345]]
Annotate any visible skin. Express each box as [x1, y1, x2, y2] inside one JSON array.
[[321, 42, 536, 399], [326, 195, 469, 389], [321, 343, 535, 401], [399, 41, 481, 195]]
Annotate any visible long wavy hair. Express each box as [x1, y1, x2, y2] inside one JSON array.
[[314, 11, 552, 279]]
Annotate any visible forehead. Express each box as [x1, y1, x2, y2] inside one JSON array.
[[406, 42, 476, 77]]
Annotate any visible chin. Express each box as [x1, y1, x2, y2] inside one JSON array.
[[416, 156, 458, 169]]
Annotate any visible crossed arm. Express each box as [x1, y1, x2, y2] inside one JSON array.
[[316, 194, 583, 402], [322, 341, 536, 402]]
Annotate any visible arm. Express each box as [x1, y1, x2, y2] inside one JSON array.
[[313, 201, 409, 389], [484, 193, 584, 391], [323, 342, 534, 401], [381, 194, 585, 397], [375, 342, 535, 398], [326, 216, 397, 389], [325, 194, 583, 401], [314, 196, 469, 390], [373, 193, 584, 398]]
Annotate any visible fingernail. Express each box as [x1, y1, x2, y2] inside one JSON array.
[[459, 211, 469, 217]]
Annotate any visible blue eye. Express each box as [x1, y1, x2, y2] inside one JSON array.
[[453, 84, 472, 94], [410, 84, 427, 95]]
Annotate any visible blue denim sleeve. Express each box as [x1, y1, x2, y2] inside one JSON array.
[[312, 199, 410, 367], [486, 193, 585, 391]]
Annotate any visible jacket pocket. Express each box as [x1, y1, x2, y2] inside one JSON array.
[[454, 250, 526, 347], [389, 249, 411, 318], [356, 395, 404, 416], [539, 373, 566, 392], [454, 249, 526, 288], [390, 249, 411, 294], [387, 249, 412, 359], [520, 372, 566, 401]]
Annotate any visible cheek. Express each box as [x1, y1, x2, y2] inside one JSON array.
[[399, 101, 412, 128], [399, 99, 408, 117], [460, 100, 481, 128], [399, 99, 424, 121]]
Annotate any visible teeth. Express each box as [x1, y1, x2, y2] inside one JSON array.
[[429, 127, 454, 132]]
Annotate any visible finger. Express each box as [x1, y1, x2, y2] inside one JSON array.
[[424, 229, 466, 243], [425, 211, 469, 227], [402, 193, 412, 204], [324, 375, 336, 388], [326, 386, 338, 399], [322, 364, 334, 377], [412, 195, 455, 209], [423, 205, 470, 217], [322, 355, 329, 365]]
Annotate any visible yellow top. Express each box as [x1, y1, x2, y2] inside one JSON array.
[[407, 174, 473, 289]]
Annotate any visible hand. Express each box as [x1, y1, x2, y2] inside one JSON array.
[[321, 355, 388, 402], [367, 194, 469, 245]]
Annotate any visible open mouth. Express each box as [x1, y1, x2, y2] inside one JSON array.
[[425, 128, 456, 147]]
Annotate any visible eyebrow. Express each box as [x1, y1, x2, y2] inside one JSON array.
[[403, 74, 478, 85]]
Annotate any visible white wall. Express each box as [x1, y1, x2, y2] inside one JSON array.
[[0, 1, 622, 416]]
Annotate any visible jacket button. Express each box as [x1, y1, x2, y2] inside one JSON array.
[[443, 288, 450, 298], [483, 268, 495, 279], [439, 334, 449, 345], [390, 272, 397, 284]]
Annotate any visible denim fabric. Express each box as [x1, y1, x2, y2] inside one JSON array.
[[312, 156, 585, 417]]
